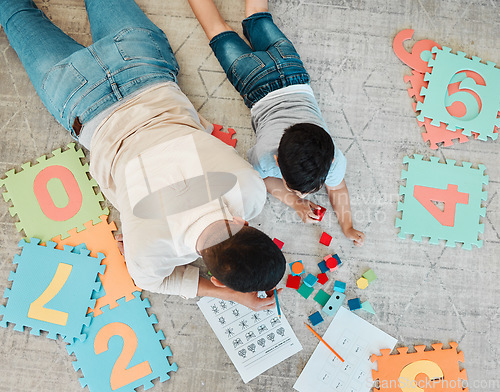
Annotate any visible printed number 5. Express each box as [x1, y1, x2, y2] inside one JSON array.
[[28, 263, 72, 325], [95, 322, 152, 391]]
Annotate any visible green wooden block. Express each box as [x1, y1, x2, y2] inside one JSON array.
[[313, 289, 331, 307], [362, 269, 377, 283], [297, 283, 314, 299]]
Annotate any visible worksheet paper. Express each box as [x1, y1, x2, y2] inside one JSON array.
[[293, 306, 397, 392], [197, 297, 302, 383]]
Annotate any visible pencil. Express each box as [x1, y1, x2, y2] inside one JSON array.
[[274, 289, 281, 318], [304, 322, 344, 362]]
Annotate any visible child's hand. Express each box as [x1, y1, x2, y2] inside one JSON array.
[[294, 199, 320, 223], [344, 227, 365, 246], [115, 234, 125, 255], [234, 288, 283, 312]]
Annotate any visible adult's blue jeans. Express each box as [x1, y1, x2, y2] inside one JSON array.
[[0, 0, 178, 138], [209, 12, 310, 108]]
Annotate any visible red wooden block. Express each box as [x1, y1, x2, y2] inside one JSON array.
[[211, 123, 237, 148], [319, 232, 332, 246], [286, 275, 301, 290], [273, 238, 284, 250], [312, 205, 327, 221], [325, 257, 338, 271], [317, 273, 328, 285]]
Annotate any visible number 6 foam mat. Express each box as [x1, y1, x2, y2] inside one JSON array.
[[0, 143, 108, 242], [0, 238, 104, 342], [67, 292, 178, 392], [371, 342, 468, 391], [396, 155, 488, 249]]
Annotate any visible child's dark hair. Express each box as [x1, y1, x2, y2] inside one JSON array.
[[201, 226, 286, 292], [277, 123, 334, 194]]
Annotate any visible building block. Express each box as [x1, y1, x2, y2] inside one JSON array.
[[289, 261, 304, 276], [317, 273, 328, 285], [0, 239, 104, 342], [348, 298, 362, 311], [319, 232, 332, 246], [396, 155, 488, 249], [333, 280, 346, 293], [362, 269, 377, 284], [303, 273, 318, 288], [297, 283, 314, 299], [325, 254, 342, 271], [361, 301, 375, 315], [322, 292, 346, 317], [416, 46, 500, 142], [308, 311, 324, 326], [211, 124, 237, 147], [317, 260, 329, 273], [371, 342, 467, 392], [312, 206, 327, 221], [313, 289, 331, 307], [0, 143, 108, 242], [286, 275, 301, 290], [356, 277, 369, 290], [53, 215, 140, 317], [272, 238, 284, 250], [67, 292, 177, 392]]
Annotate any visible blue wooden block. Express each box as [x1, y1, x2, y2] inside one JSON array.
[[333, 280, 346, 293], [308, 311, 324, 326], [348, 298, 362, 311], [317, 260, 329, 273], [322, 292, 346, 317], [332, 254, 342, 267], [303, 273, 318, 288]]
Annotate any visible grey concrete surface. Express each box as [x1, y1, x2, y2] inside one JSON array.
[[0, 0, 499, 391]]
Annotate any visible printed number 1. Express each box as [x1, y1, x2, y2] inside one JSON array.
[[413, 184, 469, 227], [28, 263, 72, 325], [94, 322, 152, 391]]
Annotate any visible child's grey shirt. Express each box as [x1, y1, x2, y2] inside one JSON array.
[[248, 84, 347, 187]]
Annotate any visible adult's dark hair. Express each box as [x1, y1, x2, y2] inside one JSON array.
[[201, 226, 286, 292], [277, 123, 334, 194]]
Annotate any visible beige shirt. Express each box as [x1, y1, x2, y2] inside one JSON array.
[[89, 82, 266, 298]]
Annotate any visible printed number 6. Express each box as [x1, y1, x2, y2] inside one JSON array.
[[28, 263, 72, 325], [94, 322, 152, 391]]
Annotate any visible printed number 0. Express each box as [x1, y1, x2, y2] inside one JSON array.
[[28, 263, 72, 325], [33, 165, 83, 221], [94, 322, 152, 391]]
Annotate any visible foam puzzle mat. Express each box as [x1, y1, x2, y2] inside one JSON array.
[[0, 239, 104, 342], [67, 292, 177, 392], [396, 155, 488, 249], [0, 143, 108, 242]]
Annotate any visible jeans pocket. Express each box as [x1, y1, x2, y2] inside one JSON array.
[[231, 53, 265, 89], [114, 28, 175, 64], [41, 64, 87, 117], [275, 39, 301, 60]]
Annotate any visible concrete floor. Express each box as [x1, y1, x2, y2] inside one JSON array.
[[1, 0, 499, 391]]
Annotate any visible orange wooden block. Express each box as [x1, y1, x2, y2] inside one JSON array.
[[371, 342, 468, 392], [52, 214, 140, 316]]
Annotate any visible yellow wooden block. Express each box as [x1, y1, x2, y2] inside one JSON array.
[[356, 277, 369, 289]]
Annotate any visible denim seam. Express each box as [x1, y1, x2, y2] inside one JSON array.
[[115, 29, 163, 61], [41, 64, 88, 118], [274, 39, 301, 60], [74, 73, 175, 122], [231, 54, 266, 86]]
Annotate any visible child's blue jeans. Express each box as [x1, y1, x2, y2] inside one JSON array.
[[209, 12, 310, 108], [0, 0, 178, 137]]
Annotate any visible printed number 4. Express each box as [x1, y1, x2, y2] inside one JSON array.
[[28, 263, 72, 325], [413, 184, 469, 227], [95, 322, 152, 391]]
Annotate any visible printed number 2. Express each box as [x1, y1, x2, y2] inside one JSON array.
[[413, 184, 469, 227], [28, 263, 72, 325], [94, 322, 152, 391]]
